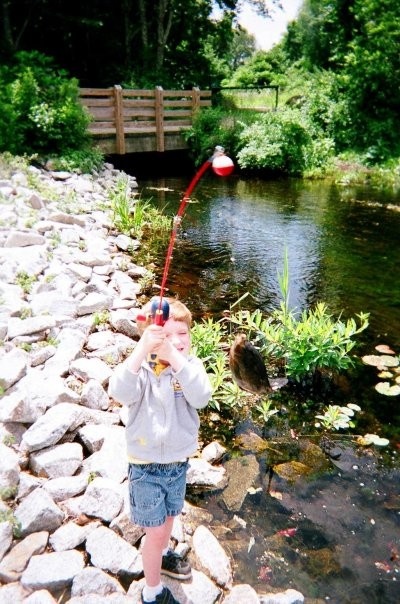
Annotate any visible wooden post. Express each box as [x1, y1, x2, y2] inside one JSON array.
[[114, 85, 125, 154], [192, 86, 200, 117], [155, 86, 164, 152]]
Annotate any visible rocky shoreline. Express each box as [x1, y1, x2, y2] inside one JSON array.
[[0, 160, 305, 604]]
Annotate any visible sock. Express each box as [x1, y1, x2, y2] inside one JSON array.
[[162, 547, 170, 556], [142, 583, 163, 602]]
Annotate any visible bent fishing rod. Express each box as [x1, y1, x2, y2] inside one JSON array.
[[145, 146, 234, 326]]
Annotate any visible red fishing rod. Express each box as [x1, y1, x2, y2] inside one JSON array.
[[148, 146, 234, 325]]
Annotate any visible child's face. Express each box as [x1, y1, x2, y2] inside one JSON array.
[[163, 319, 191, 355]]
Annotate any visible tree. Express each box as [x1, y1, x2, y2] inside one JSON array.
[[281, 0, 400, 157], [0, 1, 281, 87]]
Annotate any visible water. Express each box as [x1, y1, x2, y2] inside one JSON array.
[[140, 175, 400, 352], [137, 173, 400, 603]]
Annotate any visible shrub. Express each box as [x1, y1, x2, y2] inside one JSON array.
[[0, 51, 91, 157], [184, 106, 256, 165], [236, 108, 334, 176]]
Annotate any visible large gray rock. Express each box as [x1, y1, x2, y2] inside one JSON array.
[[192, 525, 233, 589], [85, 526, 139, 575], [29, 442, 83, 478], [20, 549, 85, 591], [0, 531, 48, 583], [14, 489, 64, 537]]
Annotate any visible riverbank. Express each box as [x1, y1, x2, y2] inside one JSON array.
[[0, 158, 307, 604]]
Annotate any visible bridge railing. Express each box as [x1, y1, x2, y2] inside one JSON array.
[[79, 86, 211, 154]]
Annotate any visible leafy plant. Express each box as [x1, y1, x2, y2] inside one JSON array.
[[0, 51, 92, 156], [191, 317, 246, 412], [236, 107, 334, 176], [0, 509, 21, 537], [15, 271, 37, 294], [254, 399, 279, 423], [109, 175, 171, 245], [229, 252, 369, 383], [315, 403, 361, 431], [92, 311, 110, 327]]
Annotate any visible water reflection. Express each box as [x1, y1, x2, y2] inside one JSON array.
[[141, 175, 400, 351]]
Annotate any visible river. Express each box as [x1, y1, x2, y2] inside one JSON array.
[[134, 171, 400, 603]]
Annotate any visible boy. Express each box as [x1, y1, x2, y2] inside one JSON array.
[[108, 299, 212, 604]]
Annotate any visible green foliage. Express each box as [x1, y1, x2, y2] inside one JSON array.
[[231, 303, 369, 383], [254, 399, 279, 423], [0, 509, 21, 537], [184, 106, 251, 165], [229, 251, 369, 382], [109, 174, 171, 268], [315, 403, 361, 431], [223, 46, 290, 88], [92, 311, 110, 327], [109, 175, 170, 240], [191, 318, 246, 412], [236, 108, 334, 176], [48, 148, 104, 174], [15, 271, 37, 294], [0, 51, 91, 157], [281, 0, 400, 159]]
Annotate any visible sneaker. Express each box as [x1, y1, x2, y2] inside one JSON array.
[[141, 586, 180, 604], [161, 550, 192, 580]]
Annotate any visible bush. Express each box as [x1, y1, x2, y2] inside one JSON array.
[[184, 106, 256, 165], [237, 108, 333, 176], [0, 51, 91, 157]]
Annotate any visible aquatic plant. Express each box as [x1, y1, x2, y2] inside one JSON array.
[[229, 249, 369, 383]]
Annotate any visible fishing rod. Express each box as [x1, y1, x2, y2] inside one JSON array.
[[147, 146, 234, 326]]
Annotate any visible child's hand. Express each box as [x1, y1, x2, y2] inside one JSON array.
[[139, 324, 166, 355]]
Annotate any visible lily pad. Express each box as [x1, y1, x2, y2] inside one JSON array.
[[375, 344, 395, 354], [377, 371, 393, 379], [375, 381, 400, 396], [362, 354, 399, 368], [357, 433, 390, 447]]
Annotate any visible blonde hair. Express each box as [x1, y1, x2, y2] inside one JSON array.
[[136, 297, 192, 335]]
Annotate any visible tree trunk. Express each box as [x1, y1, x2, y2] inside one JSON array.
[[156, 0, 173, 73]]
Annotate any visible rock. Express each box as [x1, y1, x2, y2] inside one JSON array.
[[201, 440, 227, 463], [186, 458, 227, 489], [14, 489, 64, 537], [0, 522, 13, 562], [221, 454, 260, 512], [85, 525, 139, 575], [71, 566, 126, 597], [0, 582, 29, 602], [20, 549, 85, 591], [21, 402, 85, 452], [260, 588, 305, 604], [223, 584, 260, 603], [23, 589, 58, 603], [192, 525, 233, 588], [79, 477, 124, 522], [42, 474, 89, 502], [0, 348, 28, 392], [0, 443, 20, 498], [29, 442, 83, 479], [49, 520, 100, 552], [0, 531, 48, 582]]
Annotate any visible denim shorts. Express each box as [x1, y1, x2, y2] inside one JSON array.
[[128, 461, 188, 528]]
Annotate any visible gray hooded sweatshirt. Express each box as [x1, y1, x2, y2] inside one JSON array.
[[108, 355, 212, 463]]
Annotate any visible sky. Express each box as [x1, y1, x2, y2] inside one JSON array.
[[237, 0, 304, 50]]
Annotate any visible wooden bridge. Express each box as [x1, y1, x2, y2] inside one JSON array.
[[79, 86, 211, 155]]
